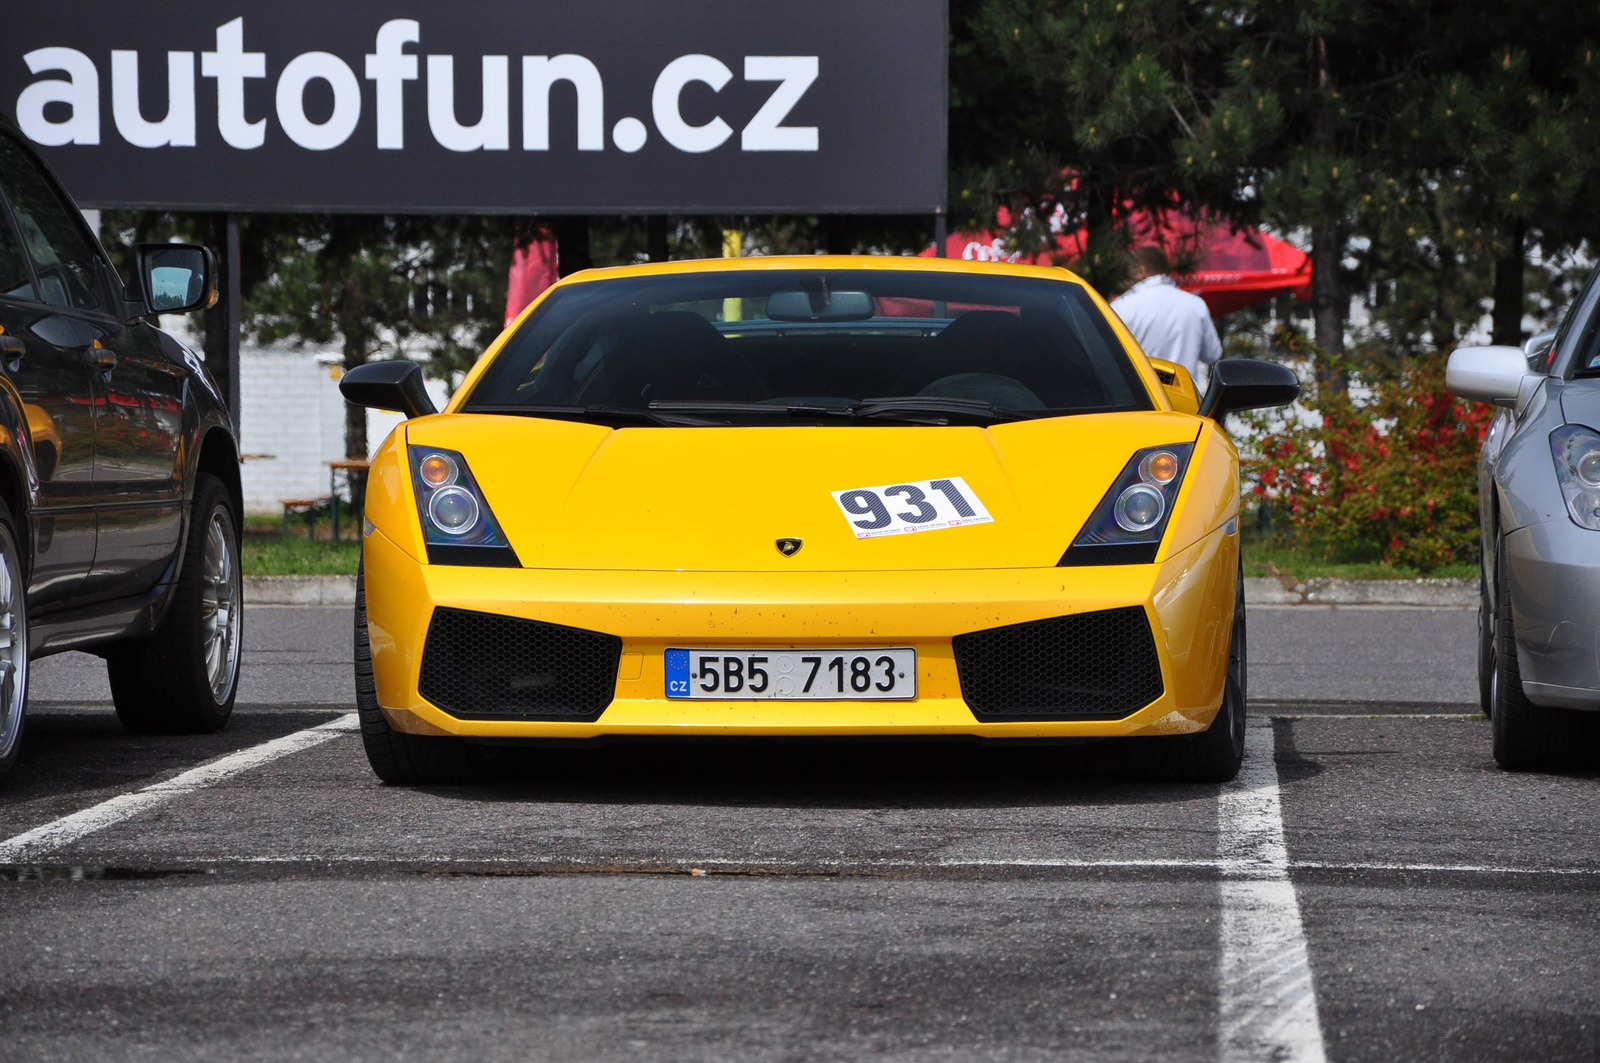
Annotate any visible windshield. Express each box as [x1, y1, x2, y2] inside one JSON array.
[[464, 269, 1153, 425]]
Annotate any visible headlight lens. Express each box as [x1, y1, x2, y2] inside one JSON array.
[[408, 445, 518, 564], [1063, 442, 1195, 565], [426, 485, 480, 535], [1551, 425, 1600, 531], [1114, 483, 1166, 532]]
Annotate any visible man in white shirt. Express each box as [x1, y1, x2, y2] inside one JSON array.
[[1111, 245, 1223, 390]]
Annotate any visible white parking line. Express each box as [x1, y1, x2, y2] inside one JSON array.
[[1218, 721, 1327, 1063], [0, 714, 358, 864]]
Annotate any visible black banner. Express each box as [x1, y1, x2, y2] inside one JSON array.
[[1, 1, 947, 213]]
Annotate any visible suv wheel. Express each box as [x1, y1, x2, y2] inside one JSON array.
[[0, 511, 29, 780], [108, 472, 240, 733]]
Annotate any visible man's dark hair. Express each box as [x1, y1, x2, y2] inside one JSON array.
[[1130, 245, 1171, 277]]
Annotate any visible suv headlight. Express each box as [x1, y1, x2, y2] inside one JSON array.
[[408, 445, 520, 566], [1550, 425, 1600, 531], [1060, 443, 1194, 566]]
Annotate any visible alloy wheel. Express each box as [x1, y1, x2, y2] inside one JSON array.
[[0, 527, 27, 761], [200, 509, 241, 702]]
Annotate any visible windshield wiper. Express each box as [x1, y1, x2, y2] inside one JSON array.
[[649, 399, 950, 425], [468, 403, 726, 427], [850, 396, 1032, 424]]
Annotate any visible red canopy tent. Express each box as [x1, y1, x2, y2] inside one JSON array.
[[925, 207, 1311, 317]]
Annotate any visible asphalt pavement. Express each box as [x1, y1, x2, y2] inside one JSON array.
[[3, 603, 1596, 1062]]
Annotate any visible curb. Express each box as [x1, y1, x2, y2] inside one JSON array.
[[1244, 576, 1474, 608], [245, 575, 357, 606], [246, 574, 1476, 609]]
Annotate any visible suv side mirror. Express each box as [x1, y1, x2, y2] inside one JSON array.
[[339, 360, 437, 419], [1198, 358, 1300, 420], [1446, 346, 1541, 411], [132, 243, 216, 315]]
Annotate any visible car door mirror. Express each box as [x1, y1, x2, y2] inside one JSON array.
[[1146, 356, 1200, 414], [1198, 358, 1300, 420], [1446, 346, 1542, 411], [339, 360, 438, 419], [133, 243, 217, 315]]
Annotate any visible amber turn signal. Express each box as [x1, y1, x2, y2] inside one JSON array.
[[418, 452, 458, 487]]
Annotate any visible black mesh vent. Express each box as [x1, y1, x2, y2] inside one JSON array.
[[952, 607, 1164, 720], [418, 608, 622, 721]]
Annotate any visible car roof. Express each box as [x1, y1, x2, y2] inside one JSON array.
[[558, 254, 1093, 288]]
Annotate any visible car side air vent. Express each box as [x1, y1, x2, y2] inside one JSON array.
[[418, 608, 622, 721], [951, 607, 1164, 720]]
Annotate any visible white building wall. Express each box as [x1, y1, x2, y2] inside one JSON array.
[[235, 343, 451, 514]]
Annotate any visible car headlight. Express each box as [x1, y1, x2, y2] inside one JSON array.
[[408, 445, 520, 566], [1060, 443, 1195, 566], [1550, 425, 1600, 531]]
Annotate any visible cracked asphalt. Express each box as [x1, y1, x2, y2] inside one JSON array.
[[2, 604, 1596, 1062]]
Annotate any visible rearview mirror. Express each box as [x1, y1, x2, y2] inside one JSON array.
[[1446, 346, 1541, 410], [339, 360, 437, 419], [765, 289, 874, 321], [132, 243, 216, 315], [1199, 358, 1300, 420]]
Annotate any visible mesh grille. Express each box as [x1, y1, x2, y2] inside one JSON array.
[[952, 607, 1163, 720], [418, 608, 621, 721]]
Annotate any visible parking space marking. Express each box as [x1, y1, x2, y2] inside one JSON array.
[[0, 714, 358, 864], [1218, 721, 1328, 1063]]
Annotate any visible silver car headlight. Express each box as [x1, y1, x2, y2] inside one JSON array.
[[1550, 425, 1600, 531]]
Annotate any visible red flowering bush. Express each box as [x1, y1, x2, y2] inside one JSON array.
[[1243, 355, 1494, 572]]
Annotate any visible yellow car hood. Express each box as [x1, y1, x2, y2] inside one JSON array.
[[406, 411, 1203, 571]]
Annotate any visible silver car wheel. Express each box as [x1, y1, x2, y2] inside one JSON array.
[[0, 525, 28, 762], [200, 509, 241, 702]]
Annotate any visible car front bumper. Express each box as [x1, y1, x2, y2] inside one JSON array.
[[361, 523, 1238, 740], [1507, 519, 1600, 710]]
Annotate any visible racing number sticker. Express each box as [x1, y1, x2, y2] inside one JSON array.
[[831, 477, 993, 538]]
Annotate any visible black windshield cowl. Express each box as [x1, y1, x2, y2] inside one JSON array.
[[466, 403, 727, 427], [647, 399, 953, 425]]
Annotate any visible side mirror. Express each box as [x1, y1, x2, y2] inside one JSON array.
[[1199, 358, 1300, 420], [339, 360, 437, 419], [1147, 356, 1200, 415], [132, 243, 216, 315], [1446, 346, 1541, 410]]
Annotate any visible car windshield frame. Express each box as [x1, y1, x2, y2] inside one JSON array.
[[461, 268, 1155, 425]]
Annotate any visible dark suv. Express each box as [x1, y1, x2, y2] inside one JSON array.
[[0, 118, 241, 779]]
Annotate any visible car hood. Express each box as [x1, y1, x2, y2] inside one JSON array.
[[406, 411, 1203, 571], [1560, 379, 1600, 429]]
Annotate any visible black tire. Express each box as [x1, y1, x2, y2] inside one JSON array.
[[0, 511, 30, 782], [108, 472, 240, 734], [1491, 534, 1572, 771], [1477, 566, 1494, 718], [355, 562, 482, 784], [1130, 563, 1247, 783]]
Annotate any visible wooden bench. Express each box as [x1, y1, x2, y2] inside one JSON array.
[[280, 497, 328, 539]]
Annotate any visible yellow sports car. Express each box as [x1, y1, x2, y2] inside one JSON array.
[[340, 256, 1298, 784]]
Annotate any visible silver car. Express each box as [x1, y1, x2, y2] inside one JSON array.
[[1448, 275, 1600, 770]]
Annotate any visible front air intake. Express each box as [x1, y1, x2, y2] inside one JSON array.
[[417, 608, 621, 721], [951, 607, 1164, 720]]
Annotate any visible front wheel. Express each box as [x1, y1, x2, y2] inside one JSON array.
[[1491, 534, 1570, 771], [1130, 564, 1247, 783], [354, 563, 482, 784], [0, 512, 30, 781], [108, 472, 241, 733]]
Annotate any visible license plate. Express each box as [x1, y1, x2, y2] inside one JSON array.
[[665, 648, 916, 700]]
